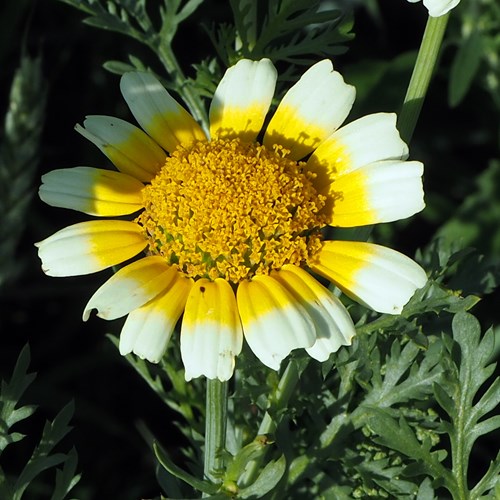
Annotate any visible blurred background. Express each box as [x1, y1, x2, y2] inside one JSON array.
[[0, 0, 498, 498]]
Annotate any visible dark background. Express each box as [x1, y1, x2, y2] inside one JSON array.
[[0, 1, 498, 498]]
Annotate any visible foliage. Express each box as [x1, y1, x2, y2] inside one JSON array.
[[120, 238, 499, 499], [1, 0, 499, 498], [0, 54, 47, 288], [448, 0, 500, 108], [0, 346, 80, 499]]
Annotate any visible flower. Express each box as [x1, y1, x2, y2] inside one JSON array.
[[36, 59, 427, 381], [407, 0, 460, 17]]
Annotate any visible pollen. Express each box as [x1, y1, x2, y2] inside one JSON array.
[[136, 137, 327, 283]]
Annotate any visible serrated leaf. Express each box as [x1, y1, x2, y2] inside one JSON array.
[[13, 402, 76, 500], [362, 338, 442, 409], [50, 448, 81, 500], [366, 408, 449, 483], [433, 382, 455, 416], [176, 0, 204, 24], [470, 415, 500, 441], [0, 345, 36, 453], [13, 454, 69, 500], [470, 449, 500, 498], [239, 454, 286, 499], [416, 477, 436, 500], [449, 31, 483, 107], [430, 312, 500, 498]]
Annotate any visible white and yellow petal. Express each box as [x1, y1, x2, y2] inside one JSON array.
[[272, 265, 355, 362], [83, 256, 179, 321], [39, 167, 144, 216], [323, 160, 425, 227], [35, 220, 147, 277], [237, 275, 316, 370], [120, 72, 206, 152], [181, 278, 243, 381], [209, 58, 277, 142], [264, 60, 355, 161], [310, 240, 427, 314], [407, 0, 460, 17], [76, 116, 166, 182], [119, 275, 193, 363], [307, 113, 409, 188]]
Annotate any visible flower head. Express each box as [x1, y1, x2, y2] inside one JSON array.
[[36, 59, 427, 381], [407, 0, 460, 17]]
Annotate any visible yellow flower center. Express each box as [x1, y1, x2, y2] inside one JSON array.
[[137, 138, 327, 283]]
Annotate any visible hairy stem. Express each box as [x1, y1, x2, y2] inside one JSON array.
[[204, 379, 228, 489]]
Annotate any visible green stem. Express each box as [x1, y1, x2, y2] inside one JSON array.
[[450, 383, 469, 499], [156, 42, 209, 132], [204, 379, 228, 488], [240, 359, 306, 487], [397, 14, 450, 144]]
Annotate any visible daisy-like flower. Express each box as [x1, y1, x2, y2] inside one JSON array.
[[407, 0, 460, 17], [36, 59, 427, 381]]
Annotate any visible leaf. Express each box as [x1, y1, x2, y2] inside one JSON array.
[[362, 338, 443, 409], [50, 448, 81, 500], [366, 408, 449, 482], [449, 31, 483, 107], [225, 438, 270, 483], [432, 312, 500, 498], [211, 0, 353, 69], [0, 345, 36, 452], [416, 477, 436, 500], [13, 402, 76, 500], [154, 442, 219, 495], [238, 454, 286, 499]]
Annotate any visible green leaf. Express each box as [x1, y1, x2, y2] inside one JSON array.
[[431, 312, 500, 498], [449, 31, 483, 107], [362, 338, 443, 409], [225, 438, 269, 483], [13, 402, 76, 500], [366, 408, 449, 482], [416, 477, 436, 500], [0, 345, 36, 452], [153, 442, 219, 495], [0, 52, 47, 287], [238, 454, 286, 499], [211, 0, 353, 68], [470, 449, 500, 499], [50, 448, 81, 500]]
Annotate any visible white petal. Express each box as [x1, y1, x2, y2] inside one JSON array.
[[120, 72, 206, 152], [119, 275, 192, 362], [83, 256, 177, 321], [272, 265, 355, 362], [237, 275, 316, 370], [423, 0, 460, 17], [209, 58, 277, 142], [181, 279, 243, 381], [264, 60, 356, 160], [39, 167, 144, 216], [76, 115, 166, 182], [311, 241, 428, 315], [307, 113, 409, 185], [326, 160, 425, 227], [35, 221, 147, 277]]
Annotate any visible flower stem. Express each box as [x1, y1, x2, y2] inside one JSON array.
[[397, 13, 450, 144], [204, 378, 228, 488], [156, 42, 209, 132]]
